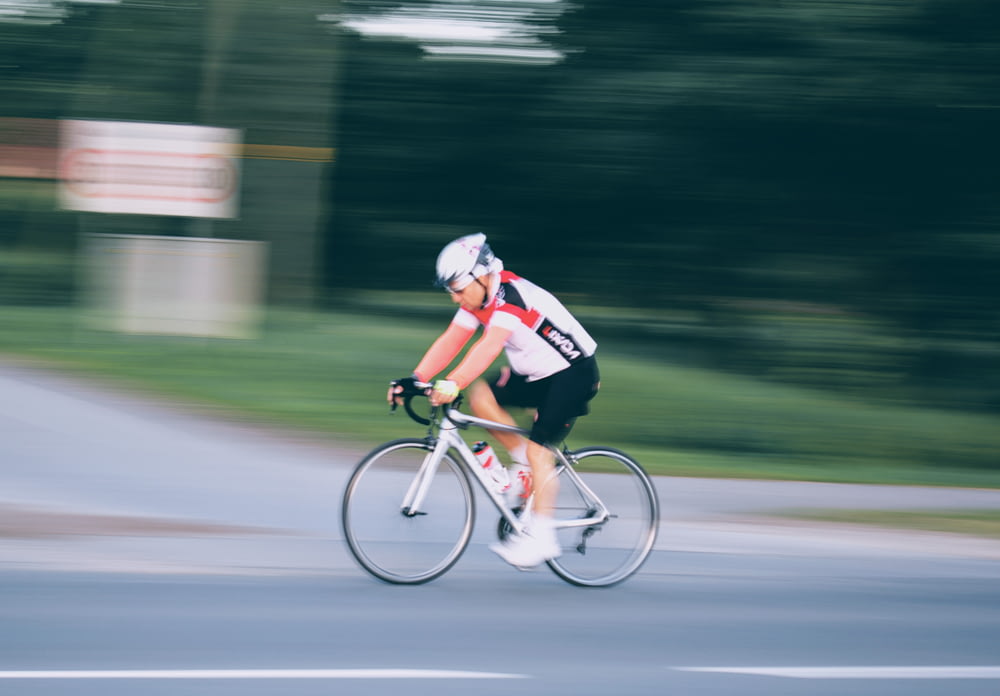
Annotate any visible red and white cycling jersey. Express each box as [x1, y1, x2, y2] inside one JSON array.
[[451, 271, 597, 382]]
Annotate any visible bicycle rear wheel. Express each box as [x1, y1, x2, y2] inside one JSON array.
[[547, 447, 659, 587], [342, 438, 475, 584]]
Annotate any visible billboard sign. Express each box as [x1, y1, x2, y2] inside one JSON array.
[[59, 120, 241, 219]]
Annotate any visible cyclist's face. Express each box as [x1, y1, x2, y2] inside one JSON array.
[[448, 276, 487, 311]]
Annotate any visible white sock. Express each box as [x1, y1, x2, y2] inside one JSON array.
[[510, 443, 529, 469]]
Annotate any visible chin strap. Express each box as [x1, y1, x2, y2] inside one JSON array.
[[477, 273, 501, 310], [476, 278, 490, 310]]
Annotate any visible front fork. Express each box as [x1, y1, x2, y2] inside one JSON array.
[[399, 436, 450, 516]]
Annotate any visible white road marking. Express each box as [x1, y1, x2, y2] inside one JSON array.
[[675, 666, 1000, 679], [0, 669, 527, 680]]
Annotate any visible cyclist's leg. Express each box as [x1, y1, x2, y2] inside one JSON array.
[[522, 423, 565, 520], [492, 359, 609, 570], [490, 434, 560, 567], [472, 371, 558, 565], [475, 360, 598, 517], [528, 357, 600, 516], [468, 376, 527, 456]]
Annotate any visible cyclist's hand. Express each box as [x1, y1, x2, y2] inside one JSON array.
[[388, 376, 421, 406], [387, 383, 403, 407], [429, 379, 459, 406]]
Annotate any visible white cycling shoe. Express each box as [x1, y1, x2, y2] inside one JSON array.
[[490, 518, 561, 569]]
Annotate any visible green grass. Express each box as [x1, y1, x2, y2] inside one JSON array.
[[774, 509, 1000, 539], [2, 304, 999, 488]]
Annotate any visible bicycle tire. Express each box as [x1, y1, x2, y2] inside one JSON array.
[[545, 447, 659, 587], [342, 438, 475, 584]]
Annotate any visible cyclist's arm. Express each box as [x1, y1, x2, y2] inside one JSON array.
[[413, 321, 476, 382], [445, 323, 512, 390]]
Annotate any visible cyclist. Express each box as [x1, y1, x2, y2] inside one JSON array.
[[389, 233, 600, 568]]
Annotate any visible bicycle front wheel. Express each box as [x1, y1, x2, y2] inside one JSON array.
[[342, 439, 475, 584], [547, 447, 659, 587]]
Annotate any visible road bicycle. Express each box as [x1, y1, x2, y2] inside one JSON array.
[[341, 381, 659, 586]]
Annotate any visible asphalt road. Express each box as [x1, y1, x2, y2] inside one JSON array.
[[2, 361, 1000, 696]]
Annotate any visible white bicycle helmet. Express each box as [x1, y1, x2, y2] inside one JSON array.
[[434, 233, 503, 291]]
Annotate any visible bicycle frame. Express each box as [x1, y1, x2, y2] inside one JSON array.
[[399, 404, 610, 537]]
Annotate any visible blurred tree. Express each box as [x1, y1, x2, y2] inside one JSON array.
[[322, 0, 1000, 408], [0, 2, 108, 118], [325, 0, 1000, 319], [2, 0, 998, 405]]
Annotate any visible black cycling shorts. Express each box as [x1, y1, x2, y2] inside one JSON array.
[[488, 356, 600, 446]]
